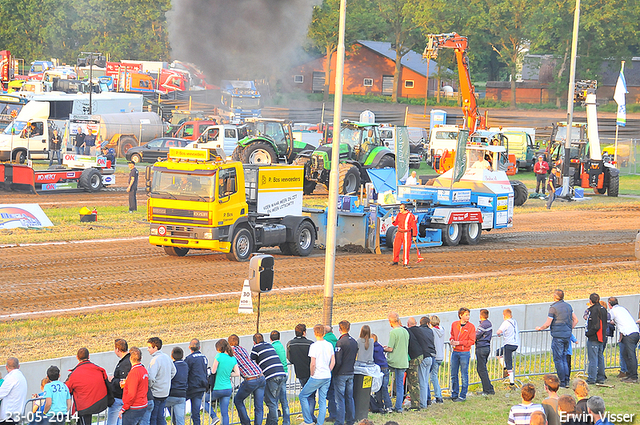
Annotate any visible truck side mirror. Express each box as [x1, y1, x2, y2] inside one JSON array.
[[145, 166, 153, 192]]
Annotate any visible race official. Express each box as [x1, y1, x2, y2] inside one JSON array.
[[534, 156, 550, 195], [391, 203, 418, 267]]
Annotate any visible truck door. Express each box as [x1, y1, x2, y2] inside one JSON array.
[[216, 166, 243, 228], [24, 121, 47, 155]]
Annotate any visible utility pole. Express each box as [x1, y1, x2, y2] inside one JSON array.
[[561, 0, 581, 197], [322, 0, 347, 328]]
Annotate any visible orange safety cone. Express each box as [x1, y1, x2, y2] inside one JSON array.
[[415, 238, 424, 263]]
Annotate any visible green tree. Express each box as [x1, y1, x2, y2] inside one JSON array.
[[376, 0, 424, 102]]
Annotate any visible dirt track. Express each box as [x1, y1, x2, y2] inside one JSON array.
[[1, 187, 639, 319]]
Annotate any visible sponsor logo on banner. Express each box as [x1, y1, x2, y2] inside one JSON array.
[[0, 204, 53, 229], [448, 211, 482, 224]]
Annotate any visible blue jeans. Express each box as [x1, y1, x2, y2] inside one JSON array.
[[49, 149, 61, 166], [298, 378, 316, 423], [122, 408, 147, 425], [450, 351, 470, 400], [551, 337, 570, 386], [141, 399, 154, 425], [476, 346, 494, 394], [326, 379, 336, 419], [334, 375, 354, 425], [150, 397, 167, 425], [187, 392, 204, 425], [107, 398, 124, 425], [428, 360, 442, 400], [205, 388, 233, 425], [234, 375, 266, 425], [418, 356, 433, 407], [586, 340, 606, 382], [165, 396, 185, 425], [375, 368, 392, 410], [389, 368, 406, 411], [277, 377, 290, 425], [75, 146, 83, 155], [264, 376, 286, 425], [620, 332, 639, 380], [299, 377, 330, 425]]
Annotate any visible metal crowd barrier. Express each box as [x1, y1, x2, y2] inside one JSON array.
[[20, 326, 638, 425]]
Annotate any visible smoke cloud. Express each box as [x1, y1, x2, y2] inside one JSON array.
[[167, 0, 316, 84]]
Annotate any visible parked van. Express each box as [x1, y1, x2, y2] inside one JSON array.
[[490, 127, 538, 170], [428, 124, 460, 165]]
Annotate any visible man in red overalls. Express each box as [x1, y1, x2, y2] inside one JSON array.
[[391, 203, 417, 267]]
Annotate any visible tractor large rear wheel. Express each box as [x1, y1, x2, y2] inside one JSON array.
[[607, 174, 619, 197], [511, 180, 528, 206], [338, 163, 361, 194], [293, 156, 317, 195], [79, 168, 103, 192], [231, 145, 244, 161], [241, 141, 277, 164]]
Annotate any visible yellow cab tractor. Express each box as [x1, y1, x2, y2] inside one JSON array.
[[146, 147, 317, 261]]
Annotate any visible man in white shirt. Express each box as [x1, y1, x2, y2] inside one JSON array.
[[405, 171, 418, 186], [608, 297, 639, 383], [0, 357, 28, 425], [298, 324, 335, 425]]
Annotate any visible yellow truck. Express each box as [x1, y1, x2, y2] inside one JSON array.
[[147, 147, 317, 261]]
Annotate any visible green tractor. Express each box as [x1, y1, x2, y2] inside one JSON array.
[[294, 121, 395, 195], [231, 118, 315, 164]]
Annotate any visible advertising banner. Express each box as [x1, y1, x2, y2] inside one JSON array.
[[0, 204, 53, 229]]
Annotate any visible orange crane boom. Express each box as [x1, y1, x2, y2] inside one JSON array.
[[423, 33, 486, 133]]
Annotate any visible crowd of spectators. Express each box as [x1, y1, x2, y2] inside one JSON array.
[[0, 289, 637, 425]]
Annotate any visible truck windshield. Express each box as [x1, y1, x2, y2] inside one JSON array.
[[3, 121, 27, 135], [230, 97, 261, 109], [555, 127, 582, 143], [151, 170, 216, 199]]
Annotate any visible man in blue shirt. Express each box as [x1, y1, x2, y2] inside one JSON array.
[[536, 289, 578, 388], [250, 334, 287, 425]]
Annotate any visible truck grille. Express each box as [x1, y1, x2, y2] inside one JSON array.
[[152, 207, 208, 225]]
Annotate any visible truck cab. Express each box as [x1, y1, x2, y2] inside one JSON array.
[[188, 124, 248, 157], [173, 120, 219, 141], [148, 148, 316, 261]]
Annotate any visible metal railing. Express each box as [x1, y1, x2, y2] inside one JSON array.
[[20, 327, 637, 425]]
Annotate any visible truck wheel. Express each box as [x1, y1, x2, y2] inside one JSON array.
[[226, 227, 254, 262], [288, 221, 315, 256], [377, 155, 395, 168], [119, 136, 137, 157], [607, 174, 619, 197], [79, 168, 103, 192], [435, 223, 461, 246], [242, 142, 277, 164], [338, 163, 361, 194], [13, 150, 27, 164], [385, 226, 397, 248], [460, 223, 481, 245], [231, 145, 244, 161], [164, 246, 189, 256], [511, 180, 528, 206], [130, 153, 142, 164]]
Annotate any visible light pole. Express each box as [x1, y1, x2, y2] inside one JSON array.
[[78, 52, 105, 115]]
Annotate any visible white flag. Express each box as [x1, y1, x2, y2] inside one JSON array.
[[614, 62, 628, 127]]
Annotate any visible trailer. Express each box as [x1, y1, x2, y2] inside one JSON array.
[[0, 153, 116, 193], [380, 143, 515, 248]]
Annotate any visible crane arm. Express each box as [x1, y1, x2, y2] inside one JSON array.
[[423, 33, 484, 132]]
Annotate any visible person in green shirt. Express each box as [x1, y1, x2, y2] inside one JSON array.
[[205, 339, 239, 425], [270, 330, 290, 425], [384, 312, 410, 412]]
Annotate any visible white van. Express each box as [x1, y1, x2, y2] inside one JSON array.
[[187, 124, 247, 157], [428, 125, 460, 165]]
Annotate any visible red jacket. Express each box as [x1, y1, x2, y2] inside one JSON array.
[[65, 360, 109, 415], [393, 210, 418, 236], [450, 321, 476, 352], [533, 160, 549, 175], [122, 363, 149, 412]]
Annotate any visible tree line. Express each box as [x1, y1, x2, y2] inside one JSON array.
[[2, 0, 638, 105]]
